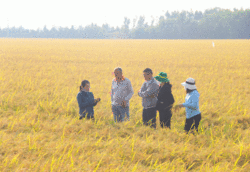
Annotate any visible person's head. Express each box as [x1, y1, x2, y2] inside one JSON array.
[[114, 67, 123, 80], [143, 68, 153, 81], [181, 78, 197, 94], [80, 80, 90, 92], [154, 72, 170, 86]]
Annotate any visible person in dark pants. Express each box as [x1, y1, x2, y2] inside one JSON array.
[[154, 72, 175, 129], [184, 113, 201, 133], [138, 68, 159, 128], [77, 80, 101, 120], [176, 78, 201, 134]]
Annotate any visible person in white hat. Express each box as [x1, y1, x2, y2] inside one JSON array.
[[176, 78, 201, 133]]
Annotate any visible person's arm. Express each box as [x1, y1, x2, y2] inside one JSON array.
[[138, 82, 159, 98], [92, 97, 98, 107], [77, 93, 94, 109], [90, 92, 100, 107], [182, 94, 198, 110], [110, 80, 114, 102], [124, 80, 134, 101]]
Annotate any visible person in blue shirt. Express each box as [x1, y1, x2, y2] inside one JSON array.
[[77, 80, 101, 120], [176, 78, 201, 133]]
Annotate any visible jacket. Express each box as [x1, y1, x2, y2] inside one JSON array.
[[77, 90, 97, 117], [138, 78, 159, 109], [156, 82, 175, 110]]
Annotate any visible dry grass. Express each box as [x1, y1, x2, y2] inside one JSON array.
[[0, 39, 249, 171]]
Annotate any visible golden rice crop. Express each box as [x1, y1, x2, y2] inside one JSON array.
[[0, 39, 249, 171]]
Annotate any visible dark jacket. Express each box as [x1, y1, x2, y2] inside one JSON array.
[[77, 90, 97, 117], [156, 82, 175, 111]]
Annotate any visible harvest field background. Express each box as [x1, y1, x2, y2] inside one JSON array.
[[0, 39, 250, 171]]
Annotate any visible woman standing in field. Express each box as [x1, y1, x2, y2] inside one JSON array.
[[176, 78, 201, 133], [154, 72, 175, 129], [77, 80, 101, 120]]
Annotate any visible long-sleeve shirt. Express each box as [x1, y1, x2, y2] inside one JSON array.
[[77, 90, 97, 117], [156, 82, 175, 110], [182, 90, 201, 119], [138, 78, 159, 109], [111, 78, 134, 106]]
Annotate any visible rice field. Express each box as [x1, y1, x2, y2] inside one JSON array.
[[0, 39, 249, 171]]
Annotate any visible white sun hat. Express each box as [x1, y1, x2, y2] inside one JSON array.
[[181, 78, 197, 90]]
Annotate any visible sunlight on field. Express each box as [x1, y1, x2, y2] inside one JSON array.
[[0, 39, 249, 171]]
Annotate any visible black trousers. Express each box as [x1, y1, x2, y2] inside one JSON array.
[[143, 107, 157, 128], [158, 108, 172, 129], [184, 113, 201, 133]]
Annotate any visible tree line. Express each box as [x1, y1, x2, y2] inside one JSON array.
[[1, 7, 249, 39]]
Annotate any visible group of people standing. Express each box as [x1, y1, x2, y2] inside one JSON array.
[[77, 67, 201, 133]]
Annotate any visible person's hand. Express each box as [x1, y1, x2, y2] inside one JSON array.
[[121, 100, 126, 108], [174, 104, 184, 110], [149, 94, 155, 98], [94, 98, 101, 103]]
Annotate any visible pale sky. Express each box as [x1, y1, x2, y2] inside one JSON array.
[[0, 0, 249, 30]]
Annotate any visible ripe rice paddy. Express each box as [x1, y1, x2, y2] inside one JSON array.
[[0, 39, 249, 171]]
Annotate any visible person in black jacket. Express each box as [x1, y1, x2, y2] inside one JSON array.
[[154, 72, 175, 128]]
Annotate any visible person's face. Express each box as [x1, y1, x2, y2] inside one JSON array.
[[84, 83, 90, 92], [143, 72, 152, 81], [114, 69, 122, 79]]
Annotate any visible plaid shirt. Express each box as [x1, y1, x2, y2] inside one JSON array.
[[111, 78, 134, 106], [138, 78, 160, 109]]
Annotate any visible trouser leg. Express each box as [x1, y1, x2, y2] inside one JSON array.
[[118, 106, 126, 122], [150, 108, 157, 128], [184, 118, 193, 133], [112, 105, 125, 122], [125, 106, 130, 121], [143, 107, 156, 128], [79, 113, 94, 121], [112, 105, 119, 122], [159, 108, 172, 129], [185, 114, 201, 134], [142, 108, 148, 126], [194, 113, 201, 133]]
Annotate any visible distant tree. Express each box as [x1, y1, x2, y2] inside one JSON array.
[[194, 11, 203, 21], [121, 17, 130, 38], [165, 11, 171, 19], [42, 25, 49, 38], [137, 16, 146, 28], [0, 8, 249, 39]]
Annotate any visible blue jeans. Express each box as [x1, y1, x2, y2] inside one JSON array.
[[112, 105, 130, 122]]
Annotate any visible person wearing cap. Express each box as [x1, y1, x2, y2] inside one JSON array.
[[154, 72, 175, 129], [176, 78, 201, 133], [138, 68, 159, 128], [77, 80, 101, 120], [111, 67, 134, 122]]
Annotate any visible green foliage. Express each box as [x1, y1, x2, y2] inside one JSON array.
[[0, 8, 249, 39]]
